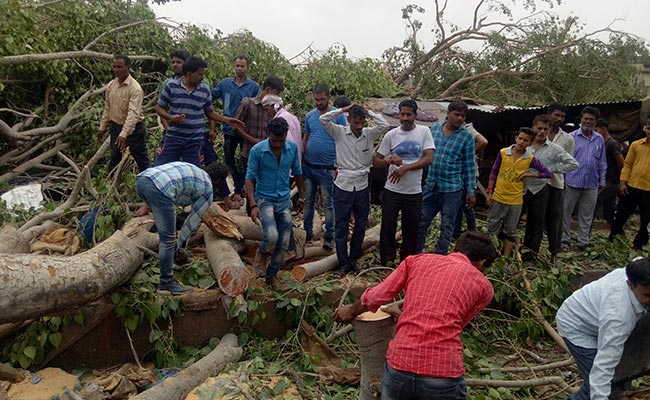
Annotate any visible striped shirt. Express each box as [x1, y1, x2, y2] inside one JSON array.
[[137, 162, 213, 249], [158, 79, 214, 141], [427, 122, 476, 194], [565, 128, 606, 189], [361, 253, 494, 378]]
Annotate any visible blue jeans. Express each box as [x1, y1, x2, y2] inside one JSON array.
[[563, 338, 598, 400], [381, 363, 466, 400], [416, 186, 464, 254], [202, 132, 218, 166], [258, 199, 293, 279], [334, 186, 369, 270], [136, 176, 177, 285], [223, 134, 246, 194], [303, 164, 335, 239], [154, 135, 202, 167]]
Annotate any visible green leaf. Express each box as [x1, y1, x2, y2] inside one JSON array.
[[18, 354, 32, 369], [23, 346, 37, 359], [125, 315, 140, 331], [273, 378, 289, 395], [49, 332, 63, 348], [74, 312, 85, 325], [289, 298, 302, 307]]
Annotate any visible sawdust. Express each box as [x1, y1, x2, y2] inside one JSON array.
[[7, 367, 78, 400]]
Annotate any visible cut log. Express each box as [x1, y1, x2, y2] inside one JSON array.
[[291, 225, 381, 281], [203, 205, 243, 240], [132, 333, 242, 400], [0, 225, 31, 254], [0, 363, 28, 383], [0, 230, 143, 324], [204, 232, 249, 296], [352, 310, 396, 400]]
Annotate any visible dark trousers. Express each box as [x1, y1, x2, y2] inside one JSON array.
[[202, 133, 218, 166], [546, 186, 564, 255], [154, 135, 202, 167], [522, 185, 549, 255], [109, 121, 149, 173], [380, 189, 422, 266], [453, 188, 477, 239], [595, 182, 620, 226], [224, 134, 245, 194], [610, 186, 650, 249], [334, 186, 369, 270], [381, 363, 466, 400], [563, 337, 598, 400]]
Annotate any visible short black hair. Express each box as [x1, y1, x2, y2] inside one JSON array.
[[203, 161, 228, 189], [170, 50, 190, 61], [182, 56, 207, 75], [348, 104, 367, 120], [262, 76, 284, 93], [333, 95, 351, 109], [454, 232, 498, 268], [234, 54, 250, 65], [626, 257, 650, 286], [595, 118, 609, 129], [448, 101, 468, 114], [580, 106, 600, 118], [547, 103, 568, 114], [312, 84, 330, 95], [113, 54, 131, 67], [267, 117, 289, 136], [532, 114, 552, 126], [399, 99, 418, 114], [518, 127, 536, 140]]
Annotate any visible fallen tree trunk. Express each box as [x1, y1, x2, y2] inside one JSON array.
[[291, 225, 381, 281], [352, 310, 396, 400], [0, 225, 31, 254], [0, 230, 143, 324], [204, 232, 249, 296], [132, 333, 243, 400]]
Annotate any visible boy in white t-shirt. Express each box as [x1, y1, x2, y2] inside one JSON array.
[[373, 100, 435, 266]]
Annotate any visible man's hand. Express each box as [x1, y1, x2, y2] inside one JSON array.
[[169, 114, 185, 124], [115, 135, 127, 152], [486, 193, 493, 208], [389, 155, 403, 166], [333, 304, 358, 323], [96, 130, 105, 143], [388, 167, 408, 184], [517, 172, 536, 181], [293, 198, 305, 213], [226, 117, 245, 130], [208, 129, 216, 144], [380, 303, 402, 318], [598, 185, 605, 193], [620, 182, 629, 196], [466, 194, 476, 208], [250, 206, 261, 224]]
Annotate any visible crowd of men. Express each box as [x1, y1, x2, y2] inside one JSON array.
[[99, 50, 650, 399]]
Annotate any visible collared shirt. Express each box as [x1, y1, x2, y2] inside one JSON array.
[[621, 137, 650, 190], [246, 139, 302, 202], [158, 79, 214, 141], [556, 268, 647, 400], [527, 139, 579, 193], [212, 77, 260, 137], [98, 74, 144, 138], [320, 108, 390, 192], [275, 109, 303, 161], [565, 129, 607, 189], [304, 107, 347, 166], [427, 121, 476, 195], [236, 96, 272, 158], [550, 128, 575, 188], [361, 253, 493, 378], [489, 145, 552, 205], [137, 162, 213, 249]]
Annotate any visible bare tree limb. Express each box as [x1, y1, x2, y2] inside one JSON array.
[[83, 19, 164, 51], [0, 142, 69, 185], [1, 50, 160, 65]]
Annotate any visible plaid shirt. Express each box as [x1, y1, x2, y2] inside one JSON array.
[[236, 96, 272, 158], [427, 122, 476, 194], [137, 162, 213, 249], [361, 253, 493, 378]]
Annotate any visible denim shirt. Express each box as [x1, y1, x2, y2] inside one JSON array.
[[246, 139, 302, 202]]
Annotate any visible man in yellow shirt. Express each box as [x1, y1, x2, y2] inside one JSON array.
[[609, 120, 650, 250], [97, 54, 150, 173]]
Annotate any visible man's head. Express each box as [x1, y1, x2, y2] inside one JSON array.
[[547, 103, 568, 129], [170, 50, 190, 76], [626, 257, 650, 307], [333, 95, 352, 109], [267, 117, 289, 151], [347, 104, 368, 135], [261, 76, 284, 97], [580, 106, 600, 134], [594, 118, 609, 137], [112, 55, 131, 81], [532, 114, 552, 142], [454, 232, 498, 270], [515, 127, 535, 151], [262, 94, 283, 118], [446, 101, 468, 130], [182, 56, 208, 86], [312, 84, 331, 112], [233, 55, 250, 79], [643, 118, 650, 138], [204, 161, 229, 193], [398, 99, 418, 131]]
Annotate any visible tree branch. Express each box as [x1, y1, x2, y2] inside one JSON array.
[[1, 50, 160, 65]]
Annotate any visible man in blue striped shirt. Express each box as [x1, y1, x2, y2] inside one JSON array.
[[155, 56, 244, 167], [416, 101, 476, 255], [136, 161, 229, 294]]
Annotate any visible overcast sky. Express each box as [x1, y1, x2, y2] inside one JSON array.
[[151, 0, 649, 60]]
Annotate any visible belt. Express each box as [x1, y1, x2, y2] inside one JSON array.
[[305, 161, 336, 170]]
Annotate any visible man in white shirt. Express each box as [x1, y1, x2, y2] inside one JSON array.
[[556, 257, 650, 400], [373, 100, 434, 266], [320, 104, 390, 275]]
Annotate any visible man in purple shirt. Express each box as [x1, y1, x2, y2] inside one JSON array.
[[562, 106, 607, 249]]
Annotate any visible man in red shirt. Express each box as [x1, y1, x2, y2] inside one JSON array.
[[334, 232, 497, 399]]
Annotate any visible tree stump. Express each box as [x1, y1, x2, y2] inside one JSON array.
[[352, 309, 396, 400]]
